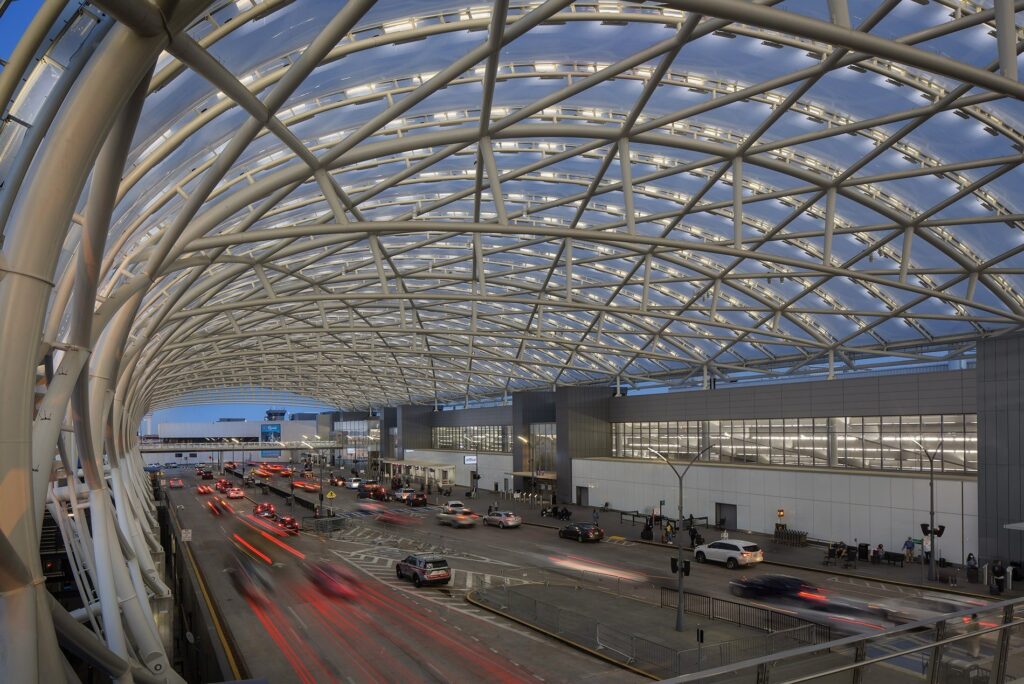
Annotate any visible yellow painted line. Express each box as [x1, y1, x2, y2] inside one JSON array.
[[608, 535, 625, 541], [465, 589, 658, 680], [171, 505, 245, 680]]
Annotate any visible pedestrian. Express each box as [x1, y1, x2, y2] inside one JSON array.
[[688, 513, 694, 529], [592, 509, 599, 524], [965, 613, 982, 658], [992, 561, 1007, 594], [488, 504, 494, 515], [661, 527, 669, 544], [688, 525, 698, 547], [720, 528, 729, 540], [966, 553, 978, 569], [902, 536, 915, 562], [923, 536, 932, 564]]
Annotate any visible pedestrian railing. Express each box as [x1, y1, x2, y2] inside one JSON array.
[[301, 516, 348, 534], [664, 598, 1024, 684], [474, 584, 829, 679]]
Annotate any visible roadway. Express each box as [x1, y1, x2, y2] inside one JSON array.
[[164, 466, 994, 682]]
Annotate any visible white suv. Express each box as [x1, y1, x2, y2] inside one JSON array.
[[443, 500, 465, 514], [694, 539, 764, 569], [346, 477, 362, 490]]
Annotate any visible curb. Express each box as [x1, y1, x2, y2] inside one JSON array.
[[464, 589, 659, 681], [630, 539, 994, 600]]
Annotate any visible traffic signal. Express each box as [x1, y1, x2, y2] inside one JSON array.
[[920, 523, 947, 537], [935, 525, 946, 538], [471, 472, 481, 480], [670, 558, 691, 576]]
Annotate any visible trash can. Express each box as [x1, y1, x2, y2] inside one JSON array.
[[858, 543, 870, 561]]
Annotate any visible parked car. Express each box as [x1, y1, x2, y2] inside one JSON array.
[[442, 500, 466, 514], [729, 574, 818, 600], [558, 522, 604, 542], [394, 487, 417, 502], [396, 554, 451, 587], [437, 509, 479, 528], [407, 492, 427, 507], [482, 511, 522, 528], [227, 487, 244, 499], [694, 539, 764, 569]]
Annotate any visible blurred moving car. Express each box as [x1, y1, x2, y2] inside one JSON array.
[[227, 487, 244, 499], [729, 575, 820, 600], [558, 522, 604, 542], [199, 469, 214, 480], [346, 477, 363, 490], [255, 502, 276, 518], [168, 479, 184, 489], [483, 511, 522, 528], [196, 485, 213, 495], [442, 500, 465, 514], [437, 509, 478, 528], [694, 540, 764, 569], [276, 515, 300, 535], [304, 561, 360, 599], [407, 492, 428, 507], [227, 555, 275, 604], [396, 554, 451, 587], [214, 479, 231, 493], [329, 476, 346, 487]]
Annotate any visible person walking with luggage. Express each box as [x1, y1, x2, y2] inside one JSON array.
[[992, 561, 1007, 594]]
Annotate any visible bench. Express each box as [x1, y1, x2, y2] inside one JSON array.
[[882, 551, 905, 567]]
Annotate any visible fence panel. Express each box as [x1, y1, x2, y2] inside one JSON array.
[[596, 623, 635, 663]]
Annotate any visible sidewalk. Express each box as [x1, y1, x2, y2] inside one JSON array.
[[443, 484, 1008, 598]]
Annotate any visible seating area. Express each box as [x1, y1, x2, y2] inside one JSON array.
[[882, 551, 905, 567]]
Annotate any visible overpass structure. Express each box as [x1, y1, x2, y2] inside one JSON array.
[[2, 1, 1024, 682], [138, 440, 345, 453]]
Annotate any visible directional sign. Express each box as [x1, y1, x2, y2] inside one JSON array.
[[181, 529, 192, 542], [326, 490, 336, 499]]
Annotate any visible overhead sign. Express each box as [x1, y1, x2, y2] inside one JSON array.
[[326, 490, 336, 499], [464, 455, 478, 465], [181, 529, 192, 542]]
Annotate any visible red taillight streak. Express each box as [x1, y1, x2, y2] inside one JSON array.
[[260, 598, 334, 683], [294, 585, 393, 682], [257, 529, 305, 560], [232, 534, 272, 565], [358, 581, 527, 682], [797, 591, 827, 602], [245, 513, 288, 537], [247, 596, 318, 684]]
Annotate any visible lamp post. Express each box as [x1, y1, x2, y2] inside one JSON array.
[[648, 444, 713, 632], [912, 439, 944, 582], [304, 437, 326, 517]]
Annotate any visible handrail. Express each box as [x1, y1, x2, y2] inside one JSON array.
[[663, 596, 1024, 683]]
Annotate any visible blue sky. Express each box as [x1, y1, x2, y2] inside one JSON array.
[[147, 403, 333, 431], [1, 1, 44, 61]]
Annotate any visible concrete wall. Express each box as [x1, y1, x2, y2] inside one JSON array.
[[573, 458, 977, 562], [978, 334, 1024, 564], [609, 370, 975, 422], [396, 404, 433, 457], [404, 448, 513, 491], [555, 386, 613, 502]]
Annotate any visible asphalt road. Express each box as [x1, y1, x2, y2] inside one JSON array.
[[165, 467, 994, 682]]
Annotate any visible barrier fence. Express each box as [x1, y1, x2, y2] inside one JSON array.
[[474, 584, 829, 679]]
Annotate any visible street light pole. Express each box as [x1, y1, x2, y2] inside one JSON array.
[[912, 439, 943, 582], [649, 444, 713, 632]]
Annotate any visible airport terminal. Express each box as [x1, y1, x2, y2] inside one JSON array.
[[2, 1, 1024, 682]]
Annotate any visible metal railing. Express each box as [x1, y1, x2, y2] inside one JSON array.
[[663, 597, 1024, 683], [473, 583, 829, 679]]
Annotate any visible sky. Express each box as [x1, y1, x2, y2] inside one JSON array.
[[1, 0, 44, 61], [146, 403, 334, 432]]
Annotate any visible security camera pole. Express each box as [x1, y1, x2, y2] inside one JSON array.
[[648, 442, 713, 632]]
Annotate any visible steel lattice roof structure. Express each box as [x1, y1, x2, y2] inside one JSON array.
[[7, 1, 1024, 417], [2, 1, 1024, 681]]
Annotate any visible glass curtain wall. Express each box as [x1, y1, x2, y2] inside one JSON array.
[[529, 422, 557, 472], [432, 425, 511, 452], [612, 414, 976, 473], [336, 419, 381, 461]]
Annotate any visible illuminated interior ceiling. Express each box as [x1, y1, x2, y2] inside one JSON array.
[[13, 0, 1024, 411]]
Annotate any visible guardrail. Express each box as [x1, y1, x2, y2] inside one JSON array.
[[474, 584, 829, 679], [666, 598, 1024, 683], [301, 516, 349, 534]]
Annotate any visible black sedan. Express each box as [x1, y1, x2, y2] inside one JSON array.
[[558, 522, 604, 543], [729, 574, 820, 600], [406, 493, 428, 507]]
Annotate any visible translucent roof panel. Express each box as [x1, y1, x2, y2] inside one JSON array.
[[4, 0, 1023, 413]]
